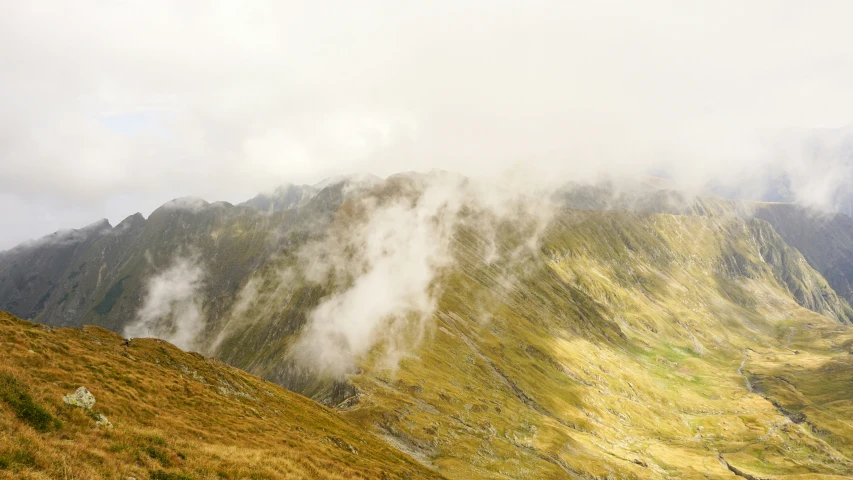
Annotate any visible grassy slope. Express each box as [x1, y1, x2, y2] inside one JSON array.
[[7, 178, 853, 478], [0, 312, 443, 480], [333, 210, 853, 479], [558, 184, 853, 315], [733, 321, 853, 479], [198, 180, 853, 478]]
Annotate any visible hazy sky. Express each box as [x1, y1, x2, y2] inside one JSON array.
[[2, 1, 853, 249]]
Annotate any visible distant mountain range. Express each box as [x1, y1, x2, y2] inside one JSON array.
[[4, 171, 853, 478]]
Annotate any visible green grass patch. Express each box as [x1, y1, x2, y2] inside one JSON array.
[[0, 372, 59, 432], [145, 445, 171, 466], [150, 470, 194, 480], [0, 448, 37, 470]]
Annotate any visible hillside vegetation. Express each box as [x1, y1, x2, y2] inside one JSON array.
[[334, 213, 853, 478], [209, 178, 853, 478], [5, 175, 853, 478], [0, 311, 442, 480]]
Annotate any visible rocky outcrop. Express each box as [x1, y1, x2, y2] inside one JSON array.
[[63, 386, 95, 410], [719, 454, 770, 480], [95, 413, 113, 428]]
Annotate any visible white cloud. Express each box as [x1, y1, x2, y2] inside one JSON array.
[[124, 255, 207, 351], [3, 1, 853, 247], [292, 172, 555, 377]]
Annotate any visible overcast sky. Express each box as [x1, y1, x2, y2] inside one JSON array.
[[2, 1, 853, 249]]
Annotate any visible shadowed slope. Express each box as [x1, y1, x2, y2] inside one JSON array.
[[753, 203, 853, 306]]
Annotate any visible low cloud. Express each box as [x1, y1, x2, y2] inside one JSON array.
[[160, 197, 211, 213], [292, 172, 555, 377], [3, 219, 112, 254], [124, 254, 207, 351], [4, 2, 853, 249]]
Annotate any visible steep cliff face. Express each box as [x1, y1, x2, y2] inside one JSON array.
[[746, 217, 853, 323], [753, 203, 853, 306], [32, 212, 147, 329]]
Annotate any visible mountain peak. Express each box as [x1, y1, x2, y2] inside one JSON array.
[[118, 212, 145, 224], [240, 184, 318, 213], [5, 218, 111, 253], [312, 172, 382, 190], [81, 218, 112, 232], [162, 196, 209, 211]]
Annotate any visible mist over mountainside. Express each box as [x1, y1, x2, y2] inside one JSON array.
[[5, 171, 853, 477], [8, 2, 853, 478], [6, 172, 851, 333], [553, 178, 853, 308]]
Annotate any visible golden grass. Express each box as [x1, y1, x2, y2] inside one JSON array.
[[8, 204, 853, 479], [0, 311, 443, 480], [323, 211, 853, 479]]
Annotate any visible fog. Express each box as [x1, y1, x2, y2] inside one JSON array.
[[200, 172, 556, 377], [124, 255, 207, 351], [3, 1, 853, 248]]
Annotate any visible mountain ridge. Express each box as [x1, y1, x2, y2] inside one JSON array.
[[5, 173, 853, 477]]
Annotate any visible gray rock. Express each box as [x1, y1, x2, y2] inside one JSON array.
[[95, 413, 113, 428], [63, 386, 95, 410]]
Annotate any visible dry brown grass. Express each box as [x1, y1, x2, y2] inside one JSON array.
[[0, 311, 443, 480]]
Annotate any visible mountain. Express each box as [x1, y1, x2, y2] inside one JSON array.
[[209, 177, 853, 478], [753, 203, 853, 305], [312, 172, 383, 191], [4, 172, 853, 478], [240, 184, 318, 213], [555, 180, 853, 308], [0, 182, 352, 334], [238, 173, 384, 215], [0, 218, 113, 321], [0, 311, 441, 479]]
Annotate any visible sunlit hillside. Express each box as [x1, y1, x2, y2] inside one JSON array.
[[0, 311, 442, 480], [6, 175, 853, 478]]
